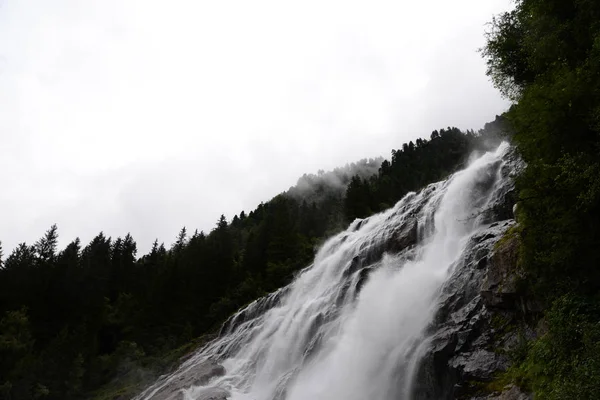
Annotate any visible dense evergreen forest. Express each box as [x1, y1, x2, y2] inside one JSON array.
[[0, 124, 505, 399], [483, 0, 600, 397]]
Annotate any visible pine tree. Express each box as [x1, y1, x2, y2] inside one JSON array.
[[34, 224, 58, 263], [173, 227, 187, 252]]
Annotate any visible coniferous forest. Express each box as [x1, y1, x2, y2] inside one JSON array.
[[0, 125, 505, 399]]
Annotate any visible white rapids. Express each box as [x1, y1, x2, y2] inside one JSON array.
[[136, 143, 513, 400]]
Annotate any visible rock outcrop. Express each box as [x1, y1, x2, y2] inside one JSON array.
[[412, 220, 534, 400], [484, 385, 531, 400], [141, 359, 227, 400], [480, 233, 522, 309], [412, 148, 533, 400]]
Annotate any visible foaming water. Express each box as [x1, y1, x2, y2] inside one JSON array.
[[137, 143, 512, 400]]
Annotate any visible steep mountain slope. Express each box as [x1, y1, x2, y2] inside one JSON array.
[[0, 125, 506, 400], [134, 143, 523, 400]]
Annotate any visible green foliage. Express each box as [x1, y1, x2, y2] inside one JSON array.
[[483, 0, 600, 397], [0, 308, 39, 399], [516, 296, 600, 399], [485, 0, 600, 294]]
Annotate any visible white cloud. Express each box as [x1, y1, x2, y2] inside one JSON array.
[[0, 0, 511, 253]]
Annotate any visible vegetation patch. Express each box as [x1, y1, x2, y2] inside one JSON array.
[[482, 0, 600, 397]]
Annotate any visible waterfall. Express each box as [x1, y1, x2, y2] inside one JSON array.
[[136, 143, 514, 400]]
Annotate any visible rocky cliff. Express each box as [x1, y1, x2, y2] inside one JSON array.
[[412, 150, 535, 400]]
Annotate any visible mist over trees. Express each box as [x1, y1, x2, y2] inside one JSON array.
[[0, 124, 506, 399], [285, 157, 383, 204]]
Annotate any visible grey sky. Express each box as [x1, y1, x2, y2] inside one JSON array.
[[0, 0, 510, 254]]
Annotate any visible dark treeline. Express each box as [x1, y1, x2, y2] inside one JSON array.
[[0, 124, 505, 399], [483, 0, 600, 397], [343, 126, 501, 221]]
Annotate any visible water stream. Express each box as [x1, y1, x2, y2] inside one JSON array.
[[137, 143, 512, 400]]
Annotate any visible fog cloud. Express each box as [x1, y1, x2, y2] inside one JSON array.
[[0, 0, 511, 253]]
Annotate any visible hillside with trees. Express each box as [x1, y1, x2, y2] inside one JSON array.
[[0, 124, 505, 400], [482, 0, 600, 397]]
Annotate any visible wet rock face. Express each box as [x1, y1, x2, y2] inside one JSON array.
[[472, 385, 532, 400], [194, 387, 229, 400], [220, 286, 290, 338], [451, 349, 509, 381], [353, 214, 419, 269], [480, 234, 522, 309], [412, 220, 532, 400], [480, 148, 523, 226], [388, 219, 418, 253], [144, 360, 227, 400], [410, 148, 533, 400]]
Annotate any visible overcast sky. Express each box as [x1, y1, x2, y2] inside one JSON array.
[[0, 0, 511, 254]]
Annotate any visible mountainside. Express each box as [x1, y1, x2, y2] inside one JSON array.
[[0, 124, 506, 400], [135, 143, 521, 400]]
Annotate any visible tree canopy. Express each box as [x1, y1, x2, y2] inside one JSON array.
[[483, 0, 600, 397]]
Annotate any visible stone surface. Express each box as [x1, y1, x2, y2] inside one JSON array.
[[451, 349, 509, 380], [480, 233, 522, 309], [474, 385, 532, 400], [144, 359, 226, 400], [194, 387, 230, 400], [411, 217, 533, 400]]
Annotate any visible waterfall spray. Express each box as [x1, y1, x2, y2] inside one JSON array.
[[137, 143, 513, 400]]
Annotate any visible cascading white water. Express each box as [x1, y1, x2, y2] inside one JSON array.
[[137, 143, 512, 400]]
